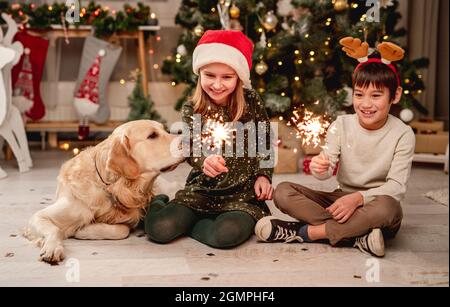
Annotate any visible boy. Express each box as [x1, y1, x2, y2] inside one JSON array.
[[255, 38, 415, 257]]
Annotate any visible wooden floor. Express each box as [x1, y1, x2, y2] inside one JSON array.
[[0, 150, 448, 287]]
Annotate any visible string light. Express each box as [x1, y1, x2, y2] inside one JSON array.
[[281, 92, 286, 97], [304, 34, 309, 38], [352, 3, 359, 8], [120, 79, 126, 85], [297, 59, 303, 64], [153, 64, 159, 70], [171, 82, 177, 86], [278, 61, 283, 66], [60, 143, 70, 151], [150, 13, 156, 19], [73, 148, 80, 156], [294, 50, 300, 55], [267, 42, 272, 48], [294, 76, 300, 81], [48, 5, 53, 11]]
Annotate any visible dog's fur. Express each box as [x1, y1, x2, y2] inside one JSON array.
[[24, 120, 184, 263]]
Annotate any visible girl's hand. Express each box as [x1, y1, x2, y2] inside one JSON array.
[[254, 176, 273, 201], [310, 153, 330, 174], [202, 155, 229, 178]]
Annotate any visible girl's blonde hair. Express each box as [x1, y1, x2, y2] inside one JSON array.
[[191, 76, 246, 122]]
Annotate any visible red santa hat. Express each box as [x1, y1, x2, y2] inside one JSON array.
[[74, 49, 105, 117], [192, 30, 254, 89]]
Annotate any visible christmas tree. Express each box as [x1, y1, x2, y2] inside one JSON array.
[[162, 0, 429, 119], [127, 70, 165, 124]]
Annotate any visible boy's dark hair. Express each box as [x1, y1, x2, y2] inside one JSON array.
[[352, 57, 400, 101]]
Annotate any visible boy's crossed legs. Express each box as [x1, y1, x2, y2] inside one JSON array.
[[256, 182, 403, 257]]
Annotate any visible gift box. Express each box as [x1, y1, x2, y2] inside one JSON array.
[[274, 147, 300, 174], [410, 120, 445, 134], [303, 155, 339, 175], [414, 132, 449, 154], [272, 119, 301, 174]]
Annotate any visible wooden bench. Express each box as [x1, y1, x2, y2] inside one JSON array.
[[25, 120, 124, 150]]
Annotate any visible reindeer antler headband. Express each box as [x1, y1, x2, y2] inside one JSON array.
[[339, 37, 405, 86]]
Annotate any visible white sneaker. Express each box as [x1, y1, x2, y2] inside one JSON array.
[[354, 228, 385, 257]]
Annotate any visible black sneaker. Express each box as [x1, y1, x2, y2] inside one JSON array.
[[255, 216, 304, 243], [354, 228, 385, 257]]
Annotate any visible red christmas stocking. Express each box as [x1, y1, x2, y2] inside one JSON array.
[[12, 31, 49, 121]]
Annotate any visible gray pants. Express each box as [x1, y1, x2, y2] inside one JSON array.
[[273, 182, 403, 245]]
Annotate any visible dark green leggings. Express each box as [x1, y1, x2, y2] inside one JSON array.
[[144, 195, 255, 249]]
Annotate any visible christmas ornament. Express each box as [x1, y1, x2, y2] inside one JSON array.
[[229, 3, 240, 19], [255, 61, 268, 75], [258, 31, 267, 48], [262, 11, 278, 31], [333, 0, 349, 12], [194, 24, 205, 36], [177, 44, 187, 56], [277, 0, 294, 17], [399, 108, 414, 123]]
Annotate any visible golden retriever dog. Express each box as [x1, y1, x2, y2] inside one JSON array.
[[24, 120, 184, 264]]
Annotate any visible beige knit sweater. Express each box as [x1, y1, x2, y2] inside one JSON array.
[[312, 114, 416, 204]]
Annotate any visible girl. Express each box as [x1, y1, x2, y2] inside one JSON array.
[[144, 30, 274, 249]]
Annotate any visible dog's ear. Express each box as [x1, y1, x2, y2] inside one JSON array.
[[106, 135, 140, 180]]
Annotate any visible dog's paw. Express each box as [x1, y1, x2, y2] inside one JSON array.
[[39, 241, 65, 264]]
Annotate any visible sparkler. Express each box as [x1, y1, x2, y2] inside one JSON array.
[[191, 111, 235, 152], [204, 116, 234, 150], [290, 105, 331, 148]]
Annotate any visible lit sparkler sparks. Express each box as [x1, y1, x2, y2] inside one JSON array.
[[197, 112, 235, 150], [290, 107, 331, 148]]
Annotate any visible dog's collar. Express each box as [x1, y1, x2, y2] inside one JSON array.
[[95, 154, 111, 186], [94, 154, 130, 211]]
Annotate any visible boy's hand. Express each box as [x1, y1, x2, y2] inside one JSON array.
[[327, 192, 363, 224], [254, 176, 273, 201], [202, 155, 229, 178], [310, 153, 330, 174]]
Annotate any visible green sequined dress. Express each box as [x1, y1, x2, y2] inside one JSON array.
[[172, 89, 274, 221]]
